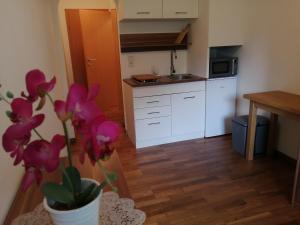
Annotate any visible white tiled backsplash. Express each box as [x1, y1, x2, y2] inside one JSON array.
[[120, 50, 188, 79]]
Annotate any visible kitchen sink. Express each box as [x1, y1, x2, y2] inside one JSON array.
[[168, 74, 193, 80]]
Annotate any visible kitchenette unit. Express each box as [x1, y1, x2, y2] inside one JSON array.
[[123, 76, 206, 148], [118, 0, 245, 148]]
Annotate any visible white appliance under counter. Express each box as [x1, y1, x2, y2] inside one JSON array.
[[205, 77, 237, 137]]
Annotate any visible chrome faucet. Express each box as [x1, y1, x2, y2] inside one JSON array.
[[170, 50, 177, 76]]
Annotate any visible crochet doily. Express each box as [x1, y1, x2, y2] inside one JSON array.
[[12, 192, 146, 225]]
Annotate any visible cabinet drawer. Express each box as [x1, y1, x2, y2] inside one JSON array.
[[121, 0, 162, 19], [134, 95, 171, 109], [163, 0, 198, 18], [135, 117, 171, 141], [135, 106, 171, 120]]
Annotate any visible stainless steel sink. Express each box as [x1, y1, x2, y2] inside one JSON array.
[[168, 74, 193, 80]]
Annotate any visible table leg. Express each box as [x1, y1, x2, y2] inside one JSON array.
[[246, 101, 257, 161], [267, 113, 278, 156], [292, 148, 300, 206]]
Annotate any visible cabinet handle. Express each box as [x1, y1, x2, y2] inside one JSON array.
[[184, 96, 196, 100], [148, 122, 161, 126], [148, 112, 160, 115], [175, 11, 188, 14], [137, 11, 150, 15], [147, 101, 159, 104]]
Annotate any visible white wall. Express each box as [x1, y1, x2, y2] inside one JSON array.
[[0, 0, 68, 223], [119, 20, 189, 78], [189, 0, 300, 159], [121, 51, 187, 79], [187, 0, 210, 77], [236, 0, 300, 159]]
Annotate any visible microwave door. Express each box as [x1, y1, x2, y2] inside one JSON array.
[[210, 61, 230, 78]]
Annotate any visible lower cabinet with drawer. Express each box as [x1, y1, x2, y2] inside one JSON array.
[[136, 117, 171, 141], [123, 81, 206, 148]]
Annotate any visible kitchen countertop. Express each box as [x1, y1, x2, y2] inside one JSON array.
[[123, 74, 207, 87]]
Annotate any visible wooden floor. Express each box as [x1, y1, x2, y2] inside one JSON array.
[[116, 135, 300, 225]]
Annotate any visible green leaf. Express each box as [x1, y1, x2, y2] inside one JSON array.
[[6, 91, 14, 99], [107, 171, 118, 183], [98, 181, 108, 190], [85, 185, 102, 203], [42, 183, 74, 205], [76, 183, 96, 206], [63, 166, 81, 194], [5, 111, 12, 119]]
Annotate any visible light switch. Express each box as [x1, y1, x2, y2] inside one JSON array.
[[128, 55, 134, 68]]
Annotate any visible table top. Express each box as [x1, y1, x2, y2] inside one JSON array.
[[4, 151, 130, 225], [244, 91, 300, 117]]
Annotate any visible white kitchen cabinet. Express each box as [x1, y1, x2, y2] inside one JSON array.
[[118, 0, 163, 19], [135, 106, 171, 120], [172, 92, 205, 136], [134, 95, 170, 109], [123, 81, 206, 148], [205, 77, 237, 137], [118, 0, 199, 20], [136, 117, 171, 141], [208, 0, 246, 47], [163, 0, 198, 19]]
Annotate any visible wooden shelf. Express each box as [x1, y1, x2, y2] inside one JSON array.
[[120, 33, 188, 53]]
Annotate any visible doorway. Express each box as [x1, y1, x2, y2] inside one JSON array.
[[65, 9, 124, 124]]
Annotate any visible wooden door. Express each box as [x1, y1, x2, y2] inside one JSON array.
[[79, 9, 124, 123], [65, 10, 88, 87]]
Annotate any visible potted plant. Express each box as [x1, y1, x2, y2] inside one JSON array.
[[0, 69, 121, 225]]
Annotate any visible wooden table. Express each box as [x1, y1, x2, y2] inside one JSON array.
[[244, 91, 300, 206], [3, 151, 130, 225]]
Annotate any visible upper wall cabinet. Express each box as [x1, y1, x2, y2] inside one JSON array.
[[163, 0, 198, 19], [118, 0, 198, 20], [208, 0, 246, 47], [118, 0, 163, 19]]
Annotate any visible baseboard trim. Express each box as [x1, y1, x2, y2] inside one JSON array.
[[274, 150, 297, 166]]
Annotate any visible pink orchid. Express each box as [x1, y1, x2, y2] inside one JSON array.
[[21, 167, 42, 191], [2, 124, 31, 165], [54, 84, 103, 127], [10, 98, 45, 128], [21, 135, 65, 191], [22, 69, 56, 102], [83, 119, 120, 164], [1, 69, 121, 202], [23, 135, 65, 172]]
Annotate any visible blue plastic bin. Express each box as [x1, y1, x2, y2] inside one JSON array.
[[232, 115, 269, 156]]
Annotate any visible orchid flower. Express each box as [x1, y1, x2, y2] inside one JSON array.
[[10, 98, 45, 128], [22, 69, 56, 102], [2, 124, 31, 165], [79, 118, 120, 164], [54, 84, 102, 126], [21, 135, 65, 191], [21, 167, 42, 191], [1, 69, 121, 197]]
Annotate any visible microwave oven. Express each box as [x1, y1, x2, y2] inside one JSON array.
[[209, 57, 238, 79]]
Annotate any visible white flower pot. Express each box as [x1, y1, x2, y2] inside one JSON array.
[[43, 178, 102, 225]]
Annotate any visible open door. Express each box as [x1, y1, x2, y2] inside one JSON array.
[[66, 9, 124, 123]]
